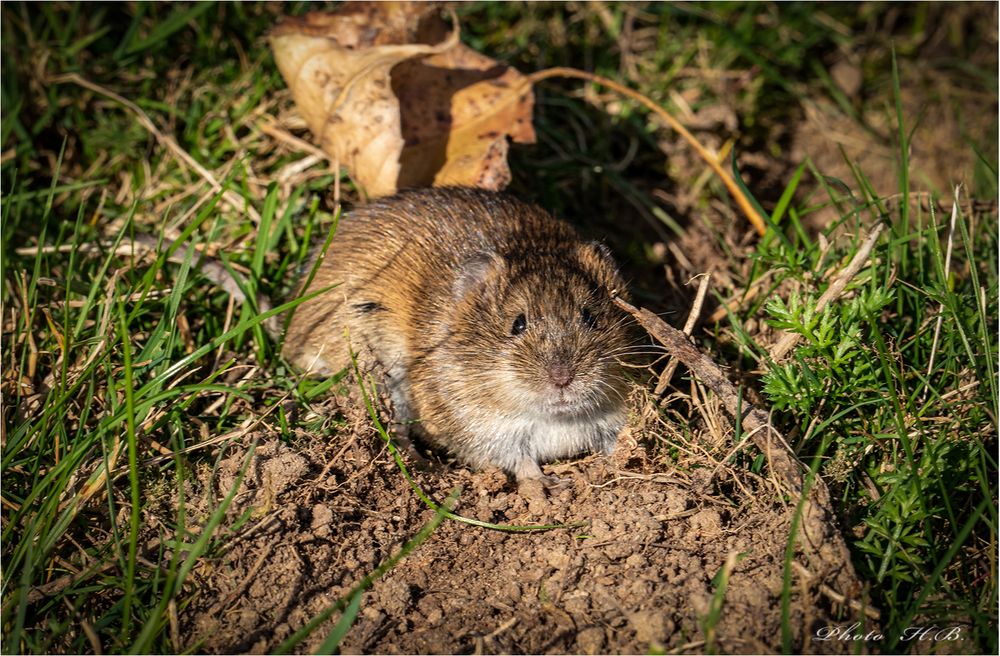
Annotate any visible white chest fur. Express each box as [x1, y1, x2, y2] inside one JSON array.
[[455, 406, 626, 472]]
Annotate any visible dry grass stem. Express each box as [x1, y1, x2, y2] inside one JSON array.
[[48, 73, 263, 224], [259, 121, 331, 161], [925, 187, 960, 389], [138, 390, 291, 469], [527, 67, 768, 235], [708, 282, 762, 324], [655, 272, 711, 396], [791, 561, 881, 620]]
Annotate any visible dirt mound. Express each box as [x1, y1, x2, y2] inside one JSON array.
[[170, 392, 864, 654]]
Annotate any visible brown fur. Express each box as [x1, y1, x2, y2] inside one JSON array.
[[284, 187, 631, 481]]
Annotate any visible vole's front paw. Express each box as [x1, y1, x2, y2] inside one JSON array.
[[517, 474, 573, 512], [514, 457, 572, 498], [516, 476, 547, 502]]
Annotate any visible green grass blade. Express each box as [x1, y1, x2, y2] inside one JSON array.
[[116, 298, 142, 641], [770, 160, 807, 228], [124, 2, 216, 55], [315, 588, 362, 654]]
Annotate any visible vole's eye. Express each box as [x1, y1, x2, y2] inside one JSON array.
[[581, 307, 598, 329], [511, 314, 528, 336]]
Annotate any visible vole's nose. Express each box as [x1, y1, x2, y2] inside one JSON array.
[[547, 363, 575, 388]]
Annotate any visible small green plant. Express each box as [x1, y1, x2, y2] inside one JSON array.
[[753, 165, 997, 652], [763, 286, 894, 419]]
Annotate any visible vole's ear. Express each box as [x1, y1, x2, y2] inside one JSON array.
[[576, 241, 624, 292], [453, 251, 504, 299]]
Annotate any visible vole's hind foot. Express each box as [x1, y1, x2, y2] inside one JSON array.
[[390, 424, 439, 473], [539, 474, 572, 491], [406, 449, 443, 474]]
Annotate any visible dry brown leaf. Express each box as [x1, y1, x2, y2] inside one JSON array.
[[270, 2, 535, 197]]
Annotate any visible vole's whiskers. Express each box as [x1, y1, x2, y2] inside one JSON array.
[[592, 377, 628, 406], [606, 346, 667, 360], [607, 346, 666, 356]]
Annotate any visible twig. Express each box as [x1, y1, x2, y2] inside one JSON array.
[[47, 73, 262, 224], [527, 67, 768, 235], [770, 222, 885, 361], [26, 561, 116, 604], [62, 598, 103, 654], [485, 617, 519, 640], [16, 242, 107, 256], [655, 272, 711, 396], [168, 599, 181, 652]]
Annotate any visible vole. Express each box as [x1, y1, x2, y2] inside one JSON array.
[[143, 187, 631, 484]]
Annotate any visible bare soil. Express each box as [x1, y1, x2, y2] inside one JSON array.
[[165, 387, 869, 655]]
